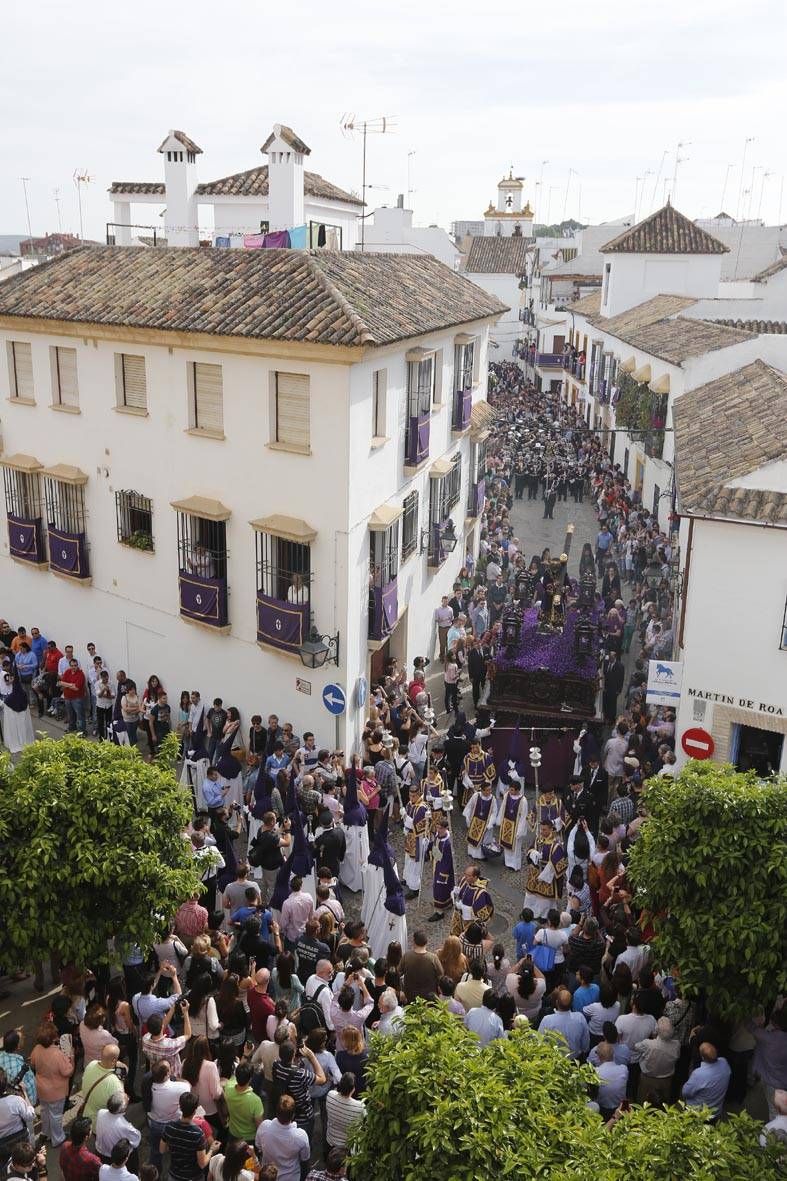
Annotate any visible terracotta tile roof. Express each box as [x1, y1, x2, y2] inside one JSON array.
[[109, 181, 166, 195], [157, 130, 203, 155], [753, 254, 787, 282], [568, 290, 602, 318], [704, 316, 787, 335], [464, 235, 530, 274], [601, 202, 729, 255], [0, 245, 506, 348], [616, 314, 754, 364], [673, 360, 787, 524], [109, 166, 362, 206], [568, 292, 753, 363], [195, 165, 362, 206], [261, 124, 311, 156]]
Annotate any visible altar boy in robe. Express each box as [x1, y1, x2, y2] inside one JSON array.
[[498, 776, 528, 871], [426, 816, 455, 923], [523, 820, 568, 919], [461, 739, 496, 807], [463, 781, 498, 859], [402, 783, 429, 899]]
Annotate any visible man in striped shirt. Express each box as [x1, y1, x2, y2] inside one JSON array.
[[325, 1074, 366, 1150]]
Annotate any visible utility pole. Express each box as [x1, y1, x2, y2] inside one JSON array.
[[53, 188, 63, 234]]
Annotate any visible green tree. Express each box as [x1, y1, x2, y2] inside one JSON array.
[[628, 762, 787, 1019], [0, 734, 201, 968], [350, 1002, 782, 1181]]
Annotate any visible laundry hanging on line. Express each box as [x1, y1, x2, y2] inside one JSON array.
[[243, 233, 266, 249], [288, 224, 307, 249], [263, 230, 291, 249]]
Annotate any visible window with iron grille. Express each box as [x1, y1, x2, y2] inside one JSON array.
[[115, 490, 154, 550], [177, 513, 228, 580], [115, 354, 147, 411], [44, 477, 86, 533], [400, 491, 419, 560], [454, 342, 475, 392], [3, 467, 42, 520], [369, 522, 400, 586], [256, 530, 311, 606], [7, 341, 34, 401], [407, 357, 433, 418], [446, 454, 462, 510]]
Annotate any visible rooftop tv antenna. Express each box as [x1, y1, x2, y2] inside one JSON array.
[[73, 170, 93, 240], [341, 114, 396, 250]]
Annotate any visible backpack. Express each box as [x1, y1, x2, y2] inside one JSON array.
[[296, 983, 330, 1035]]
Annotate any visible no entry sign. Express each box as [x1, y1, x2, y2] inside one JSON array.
[[681, 727, 715, 760]]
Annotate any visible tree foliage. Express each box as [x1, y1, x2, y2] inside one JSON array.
[[350, 1003, 782, 1181], [628, 762, 787, 1019], [0, 734, 200, 968]]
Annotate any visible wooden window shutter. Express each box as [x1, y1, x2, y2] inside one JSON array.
[[276, 372, 310, 449], [194, 362, 223, 432], [11, 342, 33, 399], [56, 347, 79, 407], [121, 354, 147, 409]]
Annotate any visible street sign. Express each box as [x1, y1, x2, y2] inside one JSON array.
[[646, 659, 683, 706], [322, 683, 346, 716], [681, 727, 715, 760], [356, 675, 368, 709], [295, 678, 311, 696]]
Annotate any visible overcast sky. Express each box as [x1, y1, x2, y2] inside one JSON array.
[[2, 0, 785, 241]]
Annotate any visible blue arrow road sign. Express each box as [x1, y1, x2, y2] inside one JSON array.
[[322, 683, 346, 715]]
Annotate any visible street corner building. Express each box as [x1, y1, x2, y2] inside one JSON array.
[[0, 243, 506, 751]]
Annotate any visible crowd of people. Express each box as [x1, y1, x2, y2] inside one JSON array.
[[0, 363, 785, 1179]]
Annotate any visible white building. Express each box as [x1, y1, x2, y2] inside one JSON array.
[[462, 235, 530, 355], [360, 202, 460, 270], [109, 123, 363, 250], [563, 203, 787, 521], [0, 245, 503, 750], [672, 360, 787, 775]]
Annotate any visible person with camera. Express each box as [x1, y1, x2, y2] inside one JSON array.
[[141, 997, 192, 1080]]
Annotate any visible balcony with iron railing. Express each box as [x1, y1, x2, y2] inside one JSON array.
[[536, 352, 564, 368]]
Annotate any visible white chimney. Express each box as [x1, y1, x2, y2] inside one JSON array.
[[158, 130, 202, 247], [261, 123, 311, 233]]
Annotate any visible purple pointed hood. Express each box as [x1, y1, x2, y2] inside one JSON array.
[[383, 846, 406, 916], [290, 809, 314, 877], [270, 850, 294, 911], [343, 767, 367, 827], [368, 809, 394, 869]]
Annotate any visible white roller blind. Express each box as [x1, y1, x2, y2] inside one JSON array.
[[55, 347, 78, 407], [276, 372, 310, 449], [11, 342, 33, 399], [121, 354, 147, 409], [194, 362, 223, 432]]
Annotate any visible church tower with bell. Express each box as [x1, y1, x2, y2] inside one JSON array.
[[483, 168, 534, 238]]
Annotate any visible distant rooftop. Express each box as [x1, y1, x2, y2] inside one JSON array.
[[464, 235, 530, 274], [601, 202, 729, 255], [674, 360, 787, 525]]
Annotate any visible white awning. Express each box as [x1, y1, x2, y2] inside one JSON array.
[[429, 457, 453, 478], [632, 363, 652, 384], [619, 356, 637, 373]]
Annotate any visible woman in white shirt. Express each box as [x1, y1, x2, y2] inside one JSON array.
[[533, 910, 570, 977], [186, 975, 220, 1042], [583, 983, 621, 1043]]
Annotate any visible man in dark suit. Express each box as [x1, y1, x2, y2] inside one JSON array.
[[583, 755, 609, 833]]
